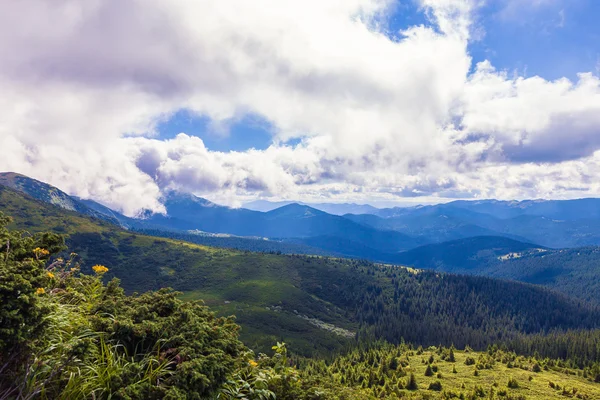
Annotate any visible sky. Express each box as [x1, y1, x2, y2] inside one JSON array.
[[1, 0, 600, 216]]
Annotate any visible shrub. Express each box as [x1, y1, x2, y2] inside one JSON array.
[[429, 381, 443, 391], [0, 216, 247, 399], [0, 213, 64, 384], [406, 373, 418, 390], [507, 378, 520, 389]]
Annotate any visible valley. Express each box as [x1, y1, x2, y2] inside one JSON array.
[[2, 173, 600, 398]]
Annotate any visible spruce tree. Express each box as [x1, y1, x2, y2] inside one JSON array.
[[407, 373, 418, 390], [425, 364, 434, 376]]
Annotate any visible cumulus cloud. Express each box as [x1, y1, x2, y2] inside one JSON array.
[[0, 0, 599, 215], [461, 62, 600, 162]]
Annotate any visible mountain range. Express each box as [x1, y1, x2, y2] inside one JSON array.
[[243, 199, 380, 215], [3, 171, 600, 305], [8, 172, 600, 254], [349, 200, 600, 248], [3, 181, 600, 359]]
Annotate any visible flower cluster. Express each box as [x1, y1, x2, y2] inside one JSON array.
[[33, 247, 50, 259], [92, 265, 109, 274]]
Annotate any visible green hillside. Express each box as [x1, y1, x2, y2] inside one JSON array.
[[2, 223, 598, 399], [297, 343, 600, 399], [3, 184, 600, 362], [0, 185, 353, 354], [395, 236, 600, 305]]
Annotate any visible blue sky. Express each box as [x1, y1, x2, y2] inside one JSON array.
[[156, 0, 600, 153], [156, 111, 274, 152], [3, 0, 600, 214], [468, 0, 600, 80]]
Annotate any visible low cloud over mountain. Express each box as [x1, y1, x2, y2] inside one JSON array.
[[1, 0, 599, 216]]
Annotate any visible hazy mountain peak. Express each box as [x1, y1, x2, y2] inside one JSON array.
[[266, 203, 325, 218], [0, 172, 80, 211], [161, 190, 221, 208]]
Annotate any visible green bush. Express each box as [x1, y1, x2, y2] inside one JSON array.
[[0, 213, 247, 399], [507, 377, 520, 389]]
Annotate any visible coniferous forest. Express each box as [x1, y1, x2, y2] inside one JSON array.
[[2, 198, 600, 398]]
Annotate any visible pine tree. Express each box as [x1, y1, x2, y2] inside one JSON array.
[[407, 373, 418, 390], [425, 364, 434, 376], [449, 346, 456, 362]]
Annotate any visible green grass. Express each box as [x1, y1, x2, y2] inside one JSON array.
[[411, 350, 600, 399], [309, 347, 600, 399]]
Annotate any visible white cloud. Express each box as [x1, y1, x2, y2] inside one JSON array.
[[461, 62, 600, 162], [0, 0, 599, 216]]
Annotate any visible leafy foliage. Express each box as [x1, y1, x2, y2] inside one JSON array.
[[0, 214, 245, 399], [0, 213, 64, 361]]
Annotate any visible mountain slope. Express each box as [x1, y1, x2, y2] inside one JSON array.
[[0, 172, 122, 226], [75, 197, 138, 228], [3, 185, 600, 356], [395, 235, 600, 304], [395, 236, 545, 272]]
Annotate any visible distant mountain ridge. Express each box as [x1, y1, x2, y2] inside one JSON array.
[[3, 172, 600, 305], [145, 194, 425, 253], [243, 199, 379, 215], [349, 199, 600, 248], [6, 171, 600, 258], [0, 173, 422, 258], [0, 172, 123, 226]]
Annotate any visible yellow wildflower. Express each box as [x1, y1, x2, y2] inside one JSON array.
[[92, 265, 109, 274], [33, 247, 50, 258], [248, 360, 258, 367], [46, 272, 55, 279], [35, 288, 45, 295]]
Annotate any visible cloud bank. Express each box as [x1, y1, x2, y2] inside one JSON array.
[[0, 0, 599, 215]]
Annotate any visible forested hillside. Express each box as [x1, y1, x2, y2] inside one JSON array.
[[2, 186, 600, 360], [395, 237, 600, 305], [1, 217, 599, 398]]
